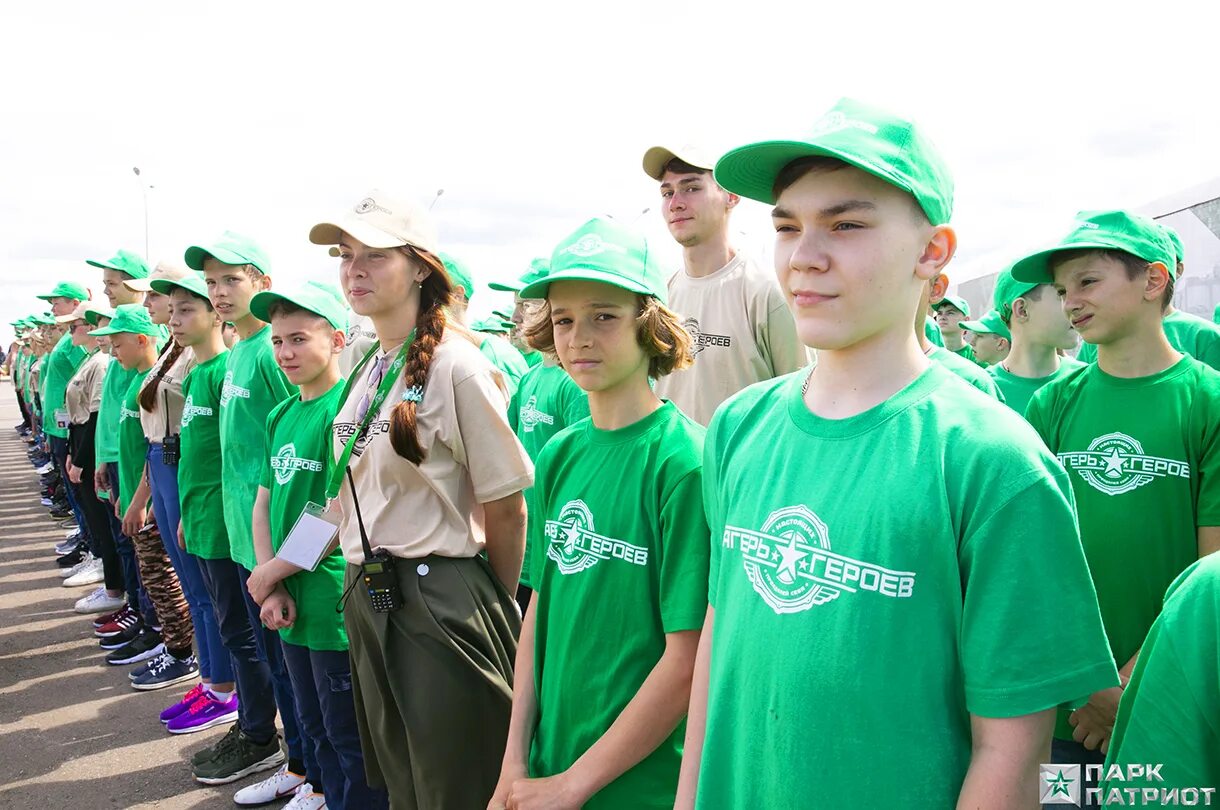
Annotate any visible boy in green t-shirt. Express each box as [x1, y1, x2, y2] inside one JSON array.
[[935, 294, 977, 362], [1017, 209, 1220, 785], [185, 232, 312, 792], [958, 309, 1010, 367], [491, 218, 708, 810], [987, 265, 1084, 417], [489, 257, 550, 367], [676, 98, 1117, 810], [241, 286, 386, 810]]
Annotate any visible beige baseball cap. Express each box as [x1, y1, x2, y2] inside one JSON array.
[[642, 144, 719, 181], [56, 300, 114, 324], [124, 261, 192, 292], [309, 189, 439, 255]]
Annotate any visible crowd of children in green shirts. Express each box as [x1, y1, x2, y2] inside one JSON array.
[[7, 95, 1220, 810]]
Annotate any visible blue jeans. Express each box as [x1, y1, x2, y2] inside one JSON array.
[[281, 642, 387, 810], [49, 435, 92, 548], [107, 462, 156, 625], [146, 443, 232, 682]]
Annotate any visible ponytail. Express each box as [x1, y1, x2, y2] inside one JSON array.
[[139, 340, 184, 413], [388, 247, 453, 463]]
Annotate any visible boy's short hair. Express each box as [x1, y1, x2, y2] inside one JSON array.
[[1048, 249, 1175, 311], [663, 157, 711, 178], [524, 294, 694, 379], [265, 298, 334, 328], [772, 156, 931, 226]]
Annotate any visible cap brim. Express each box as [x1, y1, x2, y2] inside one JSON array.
[[488, 281, 523, 293], [184, 245, 260, 272], [519, 267, 655, 300], [54, 313, 80, 324], [149, 277, 206, 297], [1009, 239, 1127, 284], [123, 278, 154, 292], [714, 140, 910, 206], [87, 325, 120, 336], [309, 220, 406, 250], [959, 320, 988, 333], [642, 147, 679, 181]]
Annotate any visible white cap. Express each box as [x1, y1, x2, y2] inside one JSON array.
[[124, 261, 191, 292], [309, 189, 439, 255]]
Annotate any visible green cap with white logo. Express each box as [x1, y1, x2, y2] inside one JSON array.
[[184, 231, 272, 275], [440, 253, 475, 301], [36, 281, 90, 302], [519, 217, 668, 304], [86, 249, 150, 279], [959, 309, 1011, 341], [249, 285, 348, 331], [713, 97, 954, 224], [489, 257, 551, 294], [1010, 210, 1175, 284], [88, 303, 161, 337], [936, 295, 970, 318], [150, 271, 210, 300]]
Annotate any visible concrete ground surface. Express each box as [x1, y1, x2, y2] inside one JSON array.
[[0, 397, 284, 809]]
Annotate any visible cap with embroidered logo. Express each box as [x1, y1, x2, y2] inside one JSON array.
[[249, 285, 348, 332], [489, 257, 551, 294], [991, 266, 1041, 322], [936, 295, 970, 318], [310, 189, 439, 256], [1010, 210, 1175, 284], [36, 281, 90, 302], [88, 303, 161, 337], [714, 97, 954, 225], [184, 232, 272, 276], [126, 261, 193, 293], [642, 144, 719, 181], [959, 309, 1011, 341], [86, 249, 150, 279], [440, 253, 475, 300], [519, 217, 668, 303]]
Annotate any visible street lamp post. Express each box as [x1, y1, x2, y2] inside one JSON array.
[[132, 167, 149, 259], [429, 188, 445, 211]]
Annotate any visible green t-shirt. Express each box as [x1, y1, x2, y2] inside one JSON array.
[[219, 325, 297, 570], [924, 315, 943, 347], [1077, 309, 1220, 370], [1026, 356, 1220, 739], [928, 345, 1004, 400], [179, 351, 231, 559], [951, 343, 978, 365], [117, 368, 152, 516], [987, 356, 1086, 418], [529, 402, 708, 809], [96, 361, 140, 465], [260, 381, 348, 652], [511, 363, 590, 589], [43, 333, 87, 438], [478, 334, 530, 398], [698, 367, 1117, 809], [1104, 554, 1220, 792], [523, 349, 543, 368]]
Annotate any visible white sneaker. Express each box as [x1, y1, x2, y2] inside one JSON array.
[[64, 557, 105, 587], [74, 587, 126, 614], [282, 783, 326, 810], [35, 463, 54, 475], [59, 553, 96, 579], [232, 764, 307, 806]]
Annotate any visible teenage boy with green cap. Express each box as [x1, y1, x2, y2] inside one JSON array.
[[491, 217, 707, 810], [918, 275, 1005, 398], [642, 143, 808, 427], [987, 265, 1084, 417], [958, 308, 1010, 367], [489, 257, 551, 367], [1017, 209, 1220, 780], [676, 98, 1117, 810], [1076, 223, 1220, 369], [442, 251, 531, 396], [187, 231, 313, 789], [935, 294, 978, 362], [242, 285, 387, 810]]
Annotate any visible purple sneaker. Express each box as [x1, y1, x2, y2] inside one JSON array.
[[166, 692, 240, 735], [160, 682, 208, 724]]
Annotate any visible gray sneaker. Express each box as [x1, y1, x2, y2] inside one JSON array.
[[192, 731, 284, 785]]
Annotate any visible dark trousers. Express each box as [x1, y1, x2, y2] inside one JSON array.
[[108, 462, 157, 625], [75, 462, 123, 591], [281, 641, 387, 810], [15, 391, 31, 429], [1045, 736, 1107, 809], [49, 435, 91, 547]]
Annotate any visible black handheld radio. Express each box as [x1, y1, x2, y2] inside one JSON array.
[[346, 467, 402, 612], [161, 392, 180, 466]]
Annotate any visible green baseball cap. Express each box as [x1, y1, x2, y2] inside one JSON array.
[[960, 309, 1011, 341], [519, 217, 668, 303], [991, 266, 1040, 322], [150, 271, 210, 299], [1161, 224, 1184, 274], [89, 303, 161, 337], [36, 281, 90, 302], [489, 257, 551, 294], [1010, 210, 1174, 284], [713, 97, 954, 224], [440, 253, 475, 300], [30, 312, 57, 325], [249, 286, 348, 331], [471, 316, 514, 334], [86, 249, 150, 279], [936, 295, 969, 318], [184, 231, 272, 275], [83, 304, 117, 326]]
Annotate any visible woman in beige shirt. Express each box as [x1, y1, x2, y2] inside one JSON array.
[[311, 190, 532, 809]]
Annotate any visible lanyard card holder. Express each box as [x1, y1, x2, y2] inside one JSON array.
[[276, 501, 340, 572], [54, 409, 70, 430]]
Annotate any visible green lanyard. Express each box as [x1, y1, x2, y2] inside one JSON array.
[[325, 329, 415, 502]]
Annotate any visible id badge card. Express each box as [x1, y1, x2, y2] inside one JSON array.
[[276, 502, 340, 572], [54, 409, 70, 430]]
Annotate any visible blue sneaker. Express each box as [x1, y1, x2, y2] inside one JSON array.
[[131, 652, 199, 691]]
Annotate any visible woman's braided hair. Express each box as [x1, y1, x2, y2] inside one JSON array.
[[138, 339, 185, 413]]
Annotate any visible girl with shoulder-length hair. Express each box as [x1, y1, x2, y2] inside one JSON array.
[[310, 190, 533, 809]]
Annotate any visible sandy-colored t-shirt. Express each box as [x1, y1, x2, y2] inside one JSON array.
[[64, 351, 111, 423], [339, 315, 378, 377], [138, 345, 196, 441], [332, 330, 534, 564], [654, 253, 809, 427]]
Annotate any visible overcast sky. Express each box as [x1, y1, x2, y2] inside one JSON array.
[[4, 0, 1218, 342]]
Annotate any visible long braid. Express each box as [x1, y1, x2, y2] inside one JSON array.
[[388, 248, 452, 463], [139, 340, 184, 413]]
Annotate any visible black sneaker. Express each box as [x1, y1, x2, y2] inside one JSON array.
[[105, 628, 163, 665], [49, 505, 72, 519], [192, 730, 284, 785], [56, 545, 87, 568], [99, 622, 143, 650], [191, 722, 241, 765]]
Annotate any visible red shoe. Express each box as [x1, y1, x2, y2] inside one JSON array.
[[95, 605, 140, 638], [92, 604, 128, 629]]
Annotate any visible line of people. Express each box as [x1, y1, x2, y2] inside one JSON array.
[[5, 94, 1219, 810]]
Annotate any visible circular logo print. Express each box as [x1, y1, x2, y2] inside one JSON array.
[[1079, 432, 1153, 496], [683, 317, 705, 355], [549, 499, 599, 575], [743, 505, 837, 614], [355, 198, 377, 214]]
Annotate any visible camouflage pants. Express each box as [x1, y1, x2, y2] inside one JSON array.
[[131, 516, 193, 651]]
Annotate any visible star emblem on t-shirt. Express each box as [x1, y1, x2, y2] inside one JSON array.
[[1103, 448, 1126, 476], [776, 534, 807, 581], [563, 522, 581, 551], [1045, 769, 1074, 798]]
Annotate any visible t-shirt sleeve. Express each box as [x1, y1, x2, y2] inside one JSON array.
[[88, 362, 106, 412], [657, 466, 710, 632], [258, 403, 281, 491], [1192, 379, 1220, 527], [451, 369, 534, 503], [522, 443, 556, 593], [759, 285, 809, 377], [1024, 387, 1055, 450], [703, 414, 726, 609], [959, 468, 1120, 717]]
